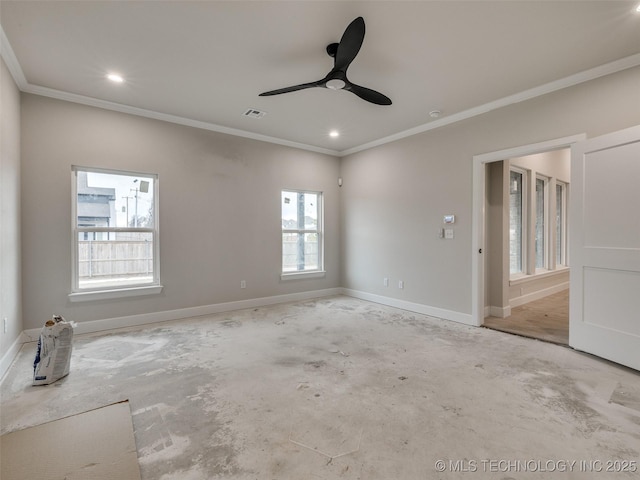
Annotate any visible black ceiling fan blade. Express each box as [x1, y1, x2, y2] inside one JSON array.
[[348, 83, 392, 105], [258, 17, 391, 105], [334, 17, 365, 71], [259, 80, 322, 97]]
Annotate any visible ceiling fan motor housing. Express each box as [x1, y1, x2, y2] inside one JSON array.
[[326, 42, 339, 58]]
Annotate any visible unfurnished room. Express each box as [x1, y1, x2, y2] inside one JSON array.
[[1, 2, 640, 479]]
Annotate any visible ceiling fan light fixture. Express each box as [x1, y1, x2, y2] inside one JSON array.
[[326, 79, 346, 90]]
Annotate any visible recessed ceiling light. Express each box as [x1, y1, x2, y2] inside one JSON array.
[[636, 3, 640, 13], [106, 73, 124, 83], [329, 130, 340, 138], [429, 110, 442, 118]]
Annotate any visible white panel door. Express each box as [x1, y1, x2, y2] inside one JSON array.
[[570, 125, 640, 371]]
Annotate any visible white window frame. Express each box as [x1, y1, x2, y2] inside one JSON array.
[[510, 166, 569, 284], [280, 189, 325, 280], [69, 166, 162, 302]]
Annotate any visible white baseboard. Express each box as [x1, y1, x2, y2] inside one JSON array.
[[341, 288, 474, 326], [0, 334, 25, 383], [488, 305, 512, 318], [21, 288, 343, 342], [510, 282, 569, 309], [11, 287, 472, 380]]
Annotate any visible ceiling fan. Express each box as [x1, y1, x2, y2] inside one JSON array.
[[259, 17, 392, 106]]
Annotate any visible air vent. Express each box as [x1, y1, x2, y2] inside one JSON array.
[[243, 108, 266, 119]]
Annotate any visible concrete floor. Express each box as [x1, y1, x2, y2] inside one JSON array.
[[1, 296, 639, 479]]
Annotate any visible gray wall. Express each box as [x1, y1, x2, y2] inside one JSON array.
[[14, 65, 640, 332], [20, 95, 340, 330], [511, 148, 570, 183], [0, 57, 22, 353], [340, 65, 640, 319]]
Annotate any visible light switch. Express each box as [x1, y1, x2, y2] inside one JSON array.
[[445, 228, 454, 239]]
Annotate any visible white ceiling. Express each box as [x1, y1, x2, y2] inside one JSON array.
[[2, 1, 639, 155]]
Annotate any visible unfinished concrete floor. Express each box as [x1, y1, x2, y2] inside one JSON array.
[[2, 296, 639, 479]]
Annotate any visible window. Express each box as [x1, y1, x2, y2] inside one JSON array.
[[535, 176, 548, 269], [71, 167, 160, 298], [556, 181, 567, 266], [509, 165, 568, 280], [509, 169, 525, 274], [281, 190, 323, 275]]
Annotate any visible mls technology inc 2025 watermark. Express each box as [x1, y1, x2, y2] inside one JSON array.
[[434, 459, 637, 474]]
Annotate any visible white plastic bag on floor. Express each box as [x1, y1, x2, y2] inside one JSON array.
[[32, 315, 75, 386]]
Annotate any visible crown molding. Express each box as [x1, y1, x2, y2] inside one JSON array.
[[3, 21, 640, 158], [0, 24, 27, 88], [0, 24, 339, 157], [339, 52, 640, 157], [22, 83, 340, 157]]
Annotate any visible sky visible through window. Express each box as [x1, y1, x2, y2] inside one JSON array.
[[85, 172, 154, 228], [281, 191, 318, 229]]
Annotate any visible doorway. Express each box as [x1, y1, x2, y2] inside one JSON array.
[[483, 150, 570, 344], [470, 135, 585, 340]]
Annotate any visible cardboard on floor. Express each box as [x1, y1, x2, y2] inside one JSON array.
[[1, 401, 141, 480]]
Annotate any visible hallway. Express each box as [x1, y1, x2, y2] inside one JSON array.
[[483, 289, 569, 345]]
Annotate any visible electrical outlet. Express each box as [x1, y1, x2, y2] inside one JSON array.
[[398, 280, 404, 289], [240, 280, 246, 289], [383, 277, 389, 287]]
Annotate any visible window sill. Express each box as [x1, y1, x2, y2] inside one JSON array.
[[68, 285, 164, 302], [280, 271, 326, 281], [510, 266, 569, 286]]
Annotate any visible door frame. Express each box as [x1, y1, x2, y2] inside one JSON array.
[[471, 134, 586, 326]]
